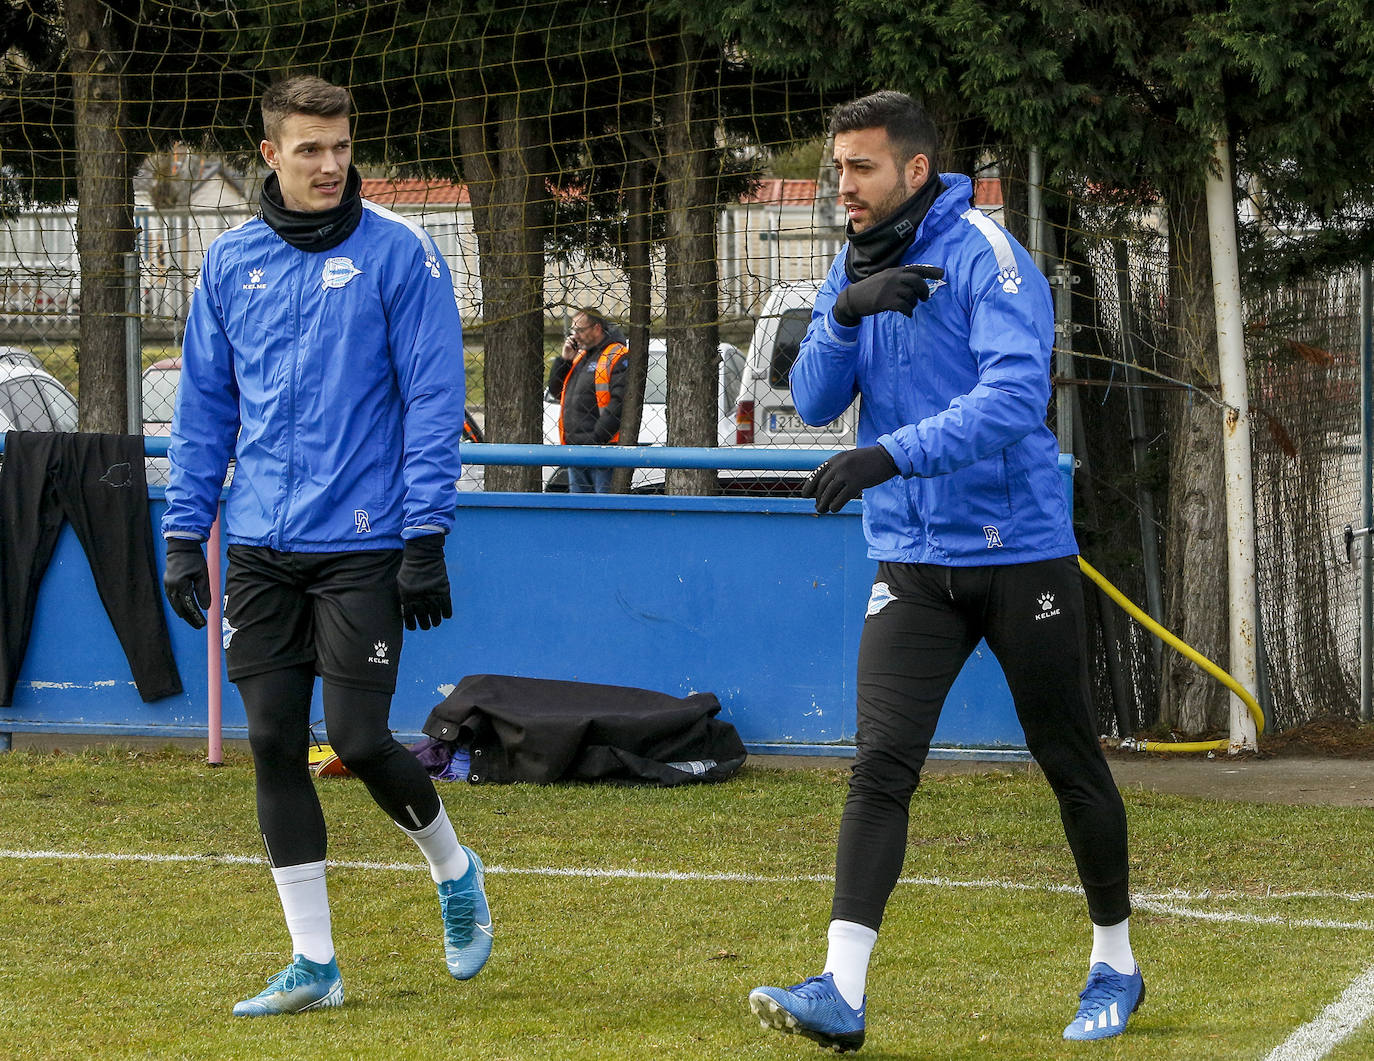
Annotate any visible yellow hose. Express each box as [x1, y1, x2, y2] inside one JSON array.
[[1077, 555, 1265, 753]]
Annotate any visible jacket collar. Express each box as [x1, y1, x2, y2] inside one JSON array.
[[260, 166, 364, 252], [918, 172, 975, 244], [844, 174, 945, 281]]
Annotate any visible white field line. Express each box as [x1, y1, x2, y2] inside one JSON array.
[[3, 848, 1374, 932], [1264, 964, 1374, 1061]]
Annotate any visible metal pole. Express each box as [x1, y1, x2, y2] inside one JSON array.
[[1028, 146, 1045, 275], [207, 515, 224, 766], [1204, 136, 1260, 752], [124, 251, 141, 434], [1051, 263, 1076, 453], [1357, 266, 1373, 722]]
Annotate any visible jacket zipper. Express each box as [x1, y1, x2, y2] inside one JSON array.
[[276, 260, 302, 548]]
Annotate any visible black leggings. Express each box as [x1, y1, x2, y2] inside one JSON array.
[[833, 557, 1130, 930], [239, 665, 441, 867]]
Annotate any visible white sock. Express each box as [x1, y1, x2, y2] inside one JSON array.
[[823, 919, 877, 1010], [271, 860, 334, 964], [399, 803, 470, 884], [1089, 917, 1135, 975]]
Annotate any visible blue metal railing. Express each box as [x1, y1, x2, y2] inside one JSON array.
[[458, 442, 837, 471]]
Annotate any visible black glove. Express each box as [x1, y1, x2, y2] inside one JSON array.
[[832, 265, 945, 327], [397, 533, 452, 631], [802, 446, 900, 514], [163, 537, 211, 630]]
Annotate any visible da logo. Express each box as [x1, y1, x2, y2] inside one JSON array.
[[222, 596, 238, 650], [321, 257, 362, 290], [866, 581, 895, 618]]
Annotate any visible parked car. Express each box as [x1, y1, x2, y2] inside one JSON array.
[[140, 356, 484, 490], [141, 356, 181, 432], [0, 351, 78, 433], [715, 279, 851, 494], [542, 338, 746, 492], [0, 345, 47, 372]]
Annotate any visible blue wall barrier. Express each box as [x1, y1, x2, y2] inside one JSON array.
[[0, 440, 1061, 760]]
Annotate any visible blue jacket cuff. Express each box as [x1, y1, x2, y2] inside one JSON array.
[[823, 312, 862, 344], [877, 434, 913, 478]]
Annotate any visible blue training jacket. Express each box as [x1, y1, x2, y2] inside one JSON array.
[[161, 200, 465, 550], [791, 172, 1077, 566]]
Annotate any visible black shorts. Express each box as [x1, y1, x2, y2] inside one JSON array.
[[223, 545, 403, 693]]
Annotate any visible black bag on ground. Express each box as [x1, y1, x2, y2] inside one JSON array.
[[421, 673, 747, 786]]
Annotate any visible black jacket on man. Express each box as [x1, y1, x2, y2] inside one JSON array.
[[547, 326, 629, 444]]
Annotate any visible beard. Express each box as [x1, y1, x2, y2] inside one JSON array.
[[848, 180, 914, 233]]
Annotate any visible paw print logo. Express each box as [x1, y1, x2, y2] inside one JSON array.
[[424, 254, 441, 279], [374, 641, 388, 658], [249, 268, 263, 284], [999, 267, 1021, 294], [1038, 593, 1055, 613]]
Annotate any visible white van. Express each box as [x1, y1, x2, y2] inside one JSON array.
[[717, 279, 854, 494]]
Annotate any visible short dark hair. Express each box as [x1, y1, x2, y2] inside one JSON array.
[[261, 76, 352, 142], [829, 90, 939, 171], [574, 306, 608, 330]]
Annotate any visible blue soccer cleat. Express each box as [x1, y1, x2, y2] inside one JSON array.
[[232, 954, 343, 1017], [1063, 962, 1145, 1040], [439, 845, 493, 980], [749, 972, 866, 1053]]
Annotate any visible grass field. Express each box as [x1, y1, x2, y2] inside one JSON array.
[[2, 747, 1372, 1060]]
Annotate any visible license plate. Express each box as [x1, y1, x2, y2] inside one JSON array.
[[766, 410, 813, 435]]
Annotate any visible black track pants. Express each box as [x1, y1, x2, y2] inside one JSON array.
[[0, 431, 182, 706], [832, 557, 1130, 930]]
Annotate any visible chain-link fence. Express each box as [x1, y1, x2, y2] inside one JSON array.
[[1249, 274, 1363, 728]]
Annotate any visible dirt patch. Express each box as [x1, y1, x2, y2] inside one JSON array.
[[1255, 715, 1374, 759], [1104, 715, 1374, 762]]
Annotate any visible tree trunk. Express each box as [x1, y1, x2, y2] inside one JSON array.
[[67, 0, 133, 432], [455, 87, 549, 492], [662, 32, 719, 496], [1159, 176, 1229, 733], [612, 157, 653, 494]]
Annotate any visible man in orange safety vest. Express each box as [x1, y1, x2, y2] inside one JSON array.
[[547, 306, 630, 493]]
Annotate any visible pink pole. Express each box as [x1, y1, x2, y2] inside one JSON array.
[[206, 514, 223, 766]]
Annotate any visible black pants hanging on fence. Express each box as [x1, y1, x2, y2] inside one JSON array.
[[0, 431, 183, 706]]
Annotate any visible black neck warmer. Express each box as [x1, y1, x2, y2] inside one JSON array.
[[845, 175, 946, 282], [260, 166, 364, 252]]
